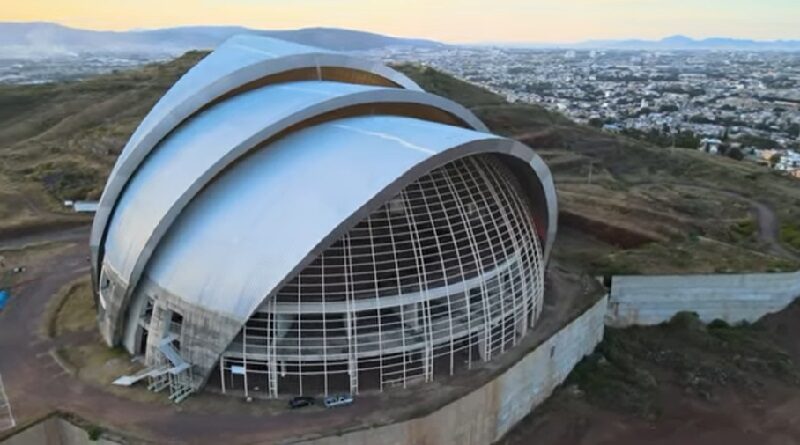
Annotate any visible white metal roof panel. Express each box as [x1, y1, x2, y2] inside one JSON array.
[[145, 115, 502, 319]]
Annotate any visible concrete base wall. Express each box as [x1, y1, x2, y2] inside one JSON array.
[[607, 272, 800, 327], [1, 417, 121, 445], [139, 278, 243, 387], [298, 296, 608, 445]]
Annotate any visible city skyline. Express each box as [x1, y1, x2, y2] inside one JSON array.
[[2, 0, 799, 44]]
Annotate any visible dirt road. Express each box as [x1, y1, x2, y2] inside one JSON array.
[[631, 182, 799, 261], [0, 228, 382, 444], [0, 224, 91, 251], [732, 192, 799, 260]]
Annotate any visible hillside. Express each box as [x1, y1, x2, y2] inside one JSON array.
[[502, 306, 800, 445], [0, 52, 205, 235], [0, 53, 799, 273]]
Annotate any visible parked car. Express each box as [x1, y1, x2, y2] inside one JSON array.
[[288, 396, 316, 409], [323, 394, 353, 408]]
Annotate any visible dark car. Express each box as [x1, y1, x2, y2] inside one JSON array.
[[288, 396, 316, 409]]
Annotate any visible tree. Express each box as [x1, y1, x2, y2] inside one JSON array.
[[788, 123, 800, 139], [674, 131, 701, 149], [727, 147, 744, 161], [739, 134, 779, 150], [659, 104, 679, 113], [770, 153, 783, 168]]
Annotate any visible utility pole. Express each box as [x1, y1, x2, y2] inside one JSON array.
[[587, 161, 594, 184]]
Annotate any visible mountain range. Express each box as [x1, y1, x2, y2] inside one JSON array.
[[0, 22, 444, 58], [496, 35, 800, 51], [2, 22, 799, 58], [574, 35, 800, 51]]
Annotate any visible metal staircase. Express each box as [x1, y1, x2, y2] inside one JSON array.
[[115, 335, 195, 403]]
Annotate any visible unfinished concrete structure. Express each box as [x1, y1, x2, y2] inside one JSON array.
[[91, 35, 557, 401]]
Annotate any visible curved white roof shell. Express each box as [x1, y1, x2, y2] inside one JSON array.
[[90, 35, 423, 286], [102, 81, 486, 295], [144, 115, 537, 319], [92, 36, 557, 389]]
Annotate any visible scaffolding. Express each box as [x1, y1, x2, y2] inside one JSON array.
[[219, 154, 545, 397], [0, 374, 15, 431]]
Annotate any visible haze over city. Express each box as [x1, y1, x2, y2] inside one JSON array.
[[2, 0, 800, 43]]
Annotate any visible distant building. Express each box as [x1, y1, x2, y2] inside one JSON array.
[[63, 200, 99, 213], [775, 150, 800, 173], [73, 201, 99, 213], [699, 138, 723, 154]]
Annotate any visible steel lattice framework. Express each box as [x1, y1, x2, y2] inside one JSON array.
[[219, 154, 544, 397]]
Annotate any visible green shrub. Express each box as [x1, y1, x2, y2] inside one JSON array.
[[30, 161, 99, 200], [780, 223, 800, 250], [731, 219, 757, 238], [87, 425, 103, 441], [708, 319, 730, 330], [666, 311, 704, 331]]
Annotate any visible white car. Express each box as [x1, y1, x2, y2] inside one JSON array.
[[323, 394, 353, 408]]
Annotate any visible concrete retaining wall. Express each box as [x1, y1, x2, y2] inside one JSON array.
[[1, 417, 121, 445], [298, 295, 608, 445], [607, 272, 800, 327]]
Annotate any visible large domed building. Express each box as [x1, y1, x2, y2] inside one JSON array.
[[90, 35, 557, 402]]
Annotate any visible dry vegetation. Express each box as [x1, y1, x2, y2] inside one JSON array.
[[0, 52, 206, 234], [501, 304, 800, 445], [44, 278, 136, 379], [0, 54, 798, 273]]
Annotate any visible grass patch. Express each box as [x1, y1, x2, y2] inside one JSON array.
[[60, 344, 134, 386], [731, 218, 757, 239], [393, 63, 506, 108], [86, 424, 104, 441], [40, 276, 92, 339], [592, 239, 798, 275], [53, 278, 96, 336], [28, 161, 101, 201], [780, 223, 800, 251], [45, 278, 139, 385]]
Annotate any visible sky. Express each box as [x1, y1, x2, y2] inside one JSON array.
[[2, 0, 799, 43]]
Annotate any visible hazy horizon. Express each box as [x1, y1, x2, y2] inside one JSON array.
[[2, 20, 799, 48], [2, 0, 799, 44]]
